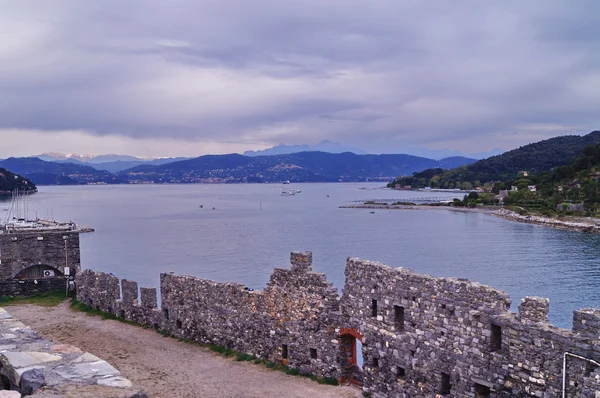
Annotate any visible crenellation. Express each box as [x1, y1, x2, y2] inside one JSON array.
[[518, 296, 550, 324], [121, 279, 138, 307], [140, 287, 157, 309], [74, 252, 600, 397], [290, 251, 313, 272]]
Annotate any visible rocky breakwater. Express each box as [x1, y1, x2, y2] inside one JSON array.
[[494, 208, 600, 233], [0, 307, 146, 397]]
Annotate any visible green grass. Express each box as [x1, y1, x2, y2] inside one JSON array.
[[69, 299, 339, 386], [69, 299, 139, 326], [0, 290, 68, 307]]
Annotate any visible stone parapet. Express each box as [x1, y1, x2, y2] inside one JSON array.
[[74, 252, 600, 397], [0, 307, 145, 397]]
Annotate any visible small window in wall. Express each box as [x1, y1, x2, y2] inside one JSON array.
[[282, 344, 288, 359], [396, 366, 406, 380], [371, 299, 378, 317], [310, 348, 317, 359], [163, 308, 169, 320], [440, 373, 451, 395], [490, 324, 502, 352], [176, 319, 182, 329], [394, 305, 405, 331], [474, 383, 491, 398], [372, 358, 379, 368]]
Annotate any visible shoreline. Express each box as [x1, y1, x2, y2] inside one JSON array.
[[340, 204, 600, 234]]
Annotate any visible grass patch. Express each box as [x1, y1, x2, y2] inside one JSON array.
[[69, 299, 138, 326], [0, 290, 68, 307]]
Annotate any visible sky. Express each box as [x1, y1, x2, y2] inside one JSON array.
[[1, 0, 599, 159]]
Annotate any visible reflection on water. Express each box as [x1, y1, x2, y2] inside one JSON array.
[[15, 183, 600, 329]]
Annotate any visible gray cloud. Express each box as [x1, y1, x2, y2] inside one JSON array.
[[1, 0, 599, 156]]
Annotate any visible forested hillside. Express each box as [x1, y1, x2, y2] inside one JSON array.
[[389, 131, 600, 189], [0, 168, 37, 195]]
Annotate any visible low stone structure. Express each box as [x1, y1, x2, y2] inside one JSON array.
[[0, 307, 145, 397], [75, 252, 600, 397], [0, 229, 80, 297]]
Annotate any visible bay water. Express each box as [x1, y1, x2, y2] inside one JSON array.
[[4, 183, 600, 328]]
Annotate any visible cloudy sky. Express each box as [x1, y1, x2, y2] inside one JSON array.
[[1, 0, 599, 159]]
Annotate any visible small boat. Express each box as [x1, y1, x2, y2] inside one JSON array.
[[282, 180, 291, 184]]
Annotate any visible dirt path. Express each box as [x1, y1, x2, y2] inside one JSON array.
[[8, 302, 361, 398]]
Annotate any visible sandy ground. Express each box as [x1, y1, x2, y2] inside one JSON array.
[[8, 302, 362, 398]]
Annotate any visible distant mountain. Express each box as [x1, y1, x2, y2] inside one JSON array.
[[243, 144, 311, 157], [0, 168, 37, 195], [119, 152, 476, 184], [388, 131, 600, 189], [437, 156, 479, 169], [243, 140, 367, 157], [30, 153, 191, 173], [34, 152, 95, 163], [0, 158, 125, 185]]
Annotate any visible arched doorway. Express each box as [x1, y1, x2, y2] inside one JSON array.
[[14, 265, 63, 280], [338, 328, 364, 386]]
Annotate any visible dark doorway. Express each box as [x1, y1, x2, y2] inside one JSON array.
[[339, 328, 364, 386]]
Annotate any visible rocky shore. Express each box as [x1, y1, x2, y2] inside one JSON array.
[[341, 204, 600, 234]]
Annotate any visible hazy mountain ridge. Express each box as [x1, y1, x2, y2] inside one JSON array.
[[32, 153, 192, 173], [243, 140, 368, 157]]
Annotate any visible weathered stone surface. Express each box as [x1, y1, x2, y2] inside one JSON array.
[[2, 351, 61, 368], [54, 360, 120, 381], [0, 391, 20, 397], [0, 307, 145, 397], [75, 252, 600, 397], [20, 368, 45, 395]]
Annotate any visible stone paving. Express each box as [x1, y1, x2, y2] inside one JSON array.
[[0, 307, 146, 397]]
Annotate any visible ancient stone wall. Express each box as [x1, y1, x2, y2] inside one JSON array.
[[342, 257, 600, 398], [75, 252, 600, 397], [76, 252, 344, 379], [0, 231, 80, 281]]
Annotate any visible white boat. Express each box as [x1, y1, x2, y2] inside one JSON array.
[[282, 180, 291, 184], [280, 188, 301, 196]]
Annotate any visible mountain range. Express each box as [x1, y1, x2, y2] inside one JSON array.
[[0, 153, 477, 185], [119, 153, 476, 184], [32, 153, 192, 173]]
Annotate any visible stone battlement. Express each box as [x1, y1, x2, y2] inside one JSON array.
[[75, 252, 600, 397]]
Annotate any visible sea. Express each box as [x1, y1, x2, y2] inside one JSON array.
[[3, 183, 599, 328]]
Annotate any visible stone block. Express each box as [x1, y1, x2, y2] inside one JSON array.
[[20, 368, 45, 395], [290, 251, 312, 272]]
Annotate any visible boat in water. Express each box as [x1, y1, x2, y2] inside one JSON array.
[[280, 188, 302, 196]]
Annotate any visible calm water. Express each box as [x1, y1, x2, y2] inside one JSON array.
[[3, 183, 600, 328]]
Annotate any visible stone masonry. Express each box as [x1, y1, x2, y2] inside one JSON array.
[[0, 231, 80, 297], [0, 307, 145, 397], [75, 252, 600, 397]]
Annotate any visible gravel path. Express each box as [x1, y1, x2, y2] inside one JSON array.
[[8, 302, 361, 398]]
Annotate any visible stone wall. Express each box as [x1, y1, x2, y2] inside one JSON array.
[[0, 231, 80, 281], [0, 278, 66, 297], [75, 252, 600, 397]]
